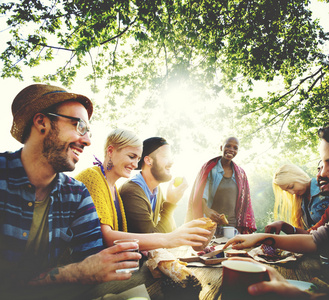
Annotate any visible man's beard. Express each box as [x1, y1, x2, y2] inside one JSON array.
[[318, 176, 329, 194], [42, 125, 76, 173], [150, 159, 172, 183]]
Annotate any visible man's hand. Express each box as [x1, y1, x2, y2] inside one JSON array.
[[29, 242, 142, 285], [76, 242, 142, 283], [166, 177, 188, 204]]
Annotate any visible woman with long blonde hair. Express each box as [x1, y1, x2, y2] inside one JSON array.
[[266, 163, 329, 234]]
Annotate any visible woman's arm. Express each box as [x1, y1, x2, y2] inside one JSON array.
[[265, 221, 309, 234], [101, 219, 211, 251], [223, 233, 317, 254]]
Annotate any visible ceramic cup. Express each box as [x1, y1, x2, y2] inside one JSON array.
[[223, 226, 239, 239], [221, 260, 269, 300], [113, 239, 140, 273]]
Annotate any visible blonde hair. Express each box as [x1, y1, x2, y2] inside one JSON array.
[[273, 164, 311, 228], [104, 128, 142, 157]]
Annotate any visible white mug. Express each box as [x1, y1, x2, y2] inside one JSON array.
[[223, 226, 238, 239]]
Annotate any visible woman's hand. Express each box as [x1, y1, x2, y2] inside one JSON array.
[[202, 200, 225, 224], [265, 221, 286, 234], [265, 221, 307, 235], [166, 219, 211, 248], [223, 233, 268, 250]]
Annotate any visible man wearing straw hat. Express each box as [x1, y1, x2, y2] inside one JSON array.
[[0, 84, 141, 298]]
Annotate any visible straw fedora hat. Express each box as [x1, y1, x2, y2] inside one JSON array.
[[11, 84, 93, 143]]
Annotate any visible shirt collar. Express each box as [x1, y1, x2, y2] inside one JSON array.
[[7, 148, 60, 195], [215, 158, 236, 180], [132, 171, 158, 196]]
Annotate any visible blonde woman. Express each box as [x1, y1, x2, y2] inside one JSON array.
[[75, 128, 211, 250], [266, 164, 329, 234]]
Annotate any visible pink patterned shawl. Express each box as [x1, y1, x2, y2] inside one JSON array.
[[186, 156, 256, 234]]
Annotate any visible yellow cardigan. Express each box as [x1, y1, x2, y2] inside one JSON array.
[[75, 166, 128, 232]]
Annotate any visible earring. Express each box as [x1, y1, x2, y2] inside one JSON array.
[[41, 129, 45, 133], [107, 158, 114, 171]]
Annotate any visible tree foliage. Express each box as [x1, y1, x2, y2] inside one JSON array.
[[1, 0, 329, 153]]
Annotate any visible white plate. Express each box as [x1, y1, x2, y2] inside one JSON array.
[[287, 279, 313, 291]]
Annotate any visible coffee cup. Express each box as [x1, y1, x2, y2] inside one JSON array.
[[221, 260, 269, 300], [223, 226, 238, 239], [113, 239, 140, 273]]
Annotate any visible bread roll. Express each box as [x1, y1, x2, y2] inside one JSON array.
[[192, 217, 217, 251], [197, 217, 217, 230], [158, 260, 192, 282], [147, 249, 202, 298], [146, 249, 194, 282], [218, 214, 229, 226]]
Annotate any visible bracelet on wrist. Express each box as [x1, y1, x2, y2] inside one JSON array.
[[292, 225, 297, 234]]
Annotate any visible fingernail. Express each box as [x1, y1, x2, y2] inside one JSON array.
[[248, 285, 257, 295]]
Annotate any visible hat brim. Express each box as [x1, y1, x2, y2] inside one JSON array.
[[11, 91, 93, 143]]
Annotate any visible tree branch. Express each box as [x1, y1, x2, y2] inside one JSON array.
[[307, 69, 325, 92], [100, 19, 136, 45], [241, 66, 324, 116], [88, 50, 96, 88], [31, 43, 75, 52], [53, 52, 77, 76], [243, 109, 293, 163]]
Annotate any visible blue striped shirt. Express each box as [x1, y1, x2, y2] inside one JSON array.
[[0, 149, 104, 266]]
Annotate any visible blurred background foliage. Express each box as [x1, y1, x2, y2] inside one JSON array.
[[1, 0, 329, 231]]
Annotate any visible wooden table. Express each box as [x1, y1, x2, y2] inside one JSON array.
[[85, 246, 329, 300]]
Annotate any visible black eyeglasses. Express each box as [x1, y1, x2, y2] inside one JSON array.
[[47, 112, 92, 137], [318, 159, 323, 172], [318, 127, 329, 143]]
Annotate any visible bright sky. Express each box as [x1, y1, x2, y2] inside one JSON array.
[[0, 0, 328, 187]]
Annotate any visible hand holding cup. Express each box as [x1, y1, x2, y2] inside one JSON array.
[[113, 239, 140, 273], [221, 260, 269, 300]]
